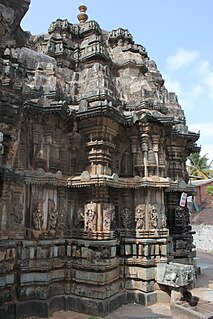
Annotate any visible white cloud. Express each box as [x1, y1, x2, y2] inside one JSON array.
[[179, 84, 204, 110], [188, 124, 213, 163], [198, 60, 213, 101], [164, 77, 203, 111], [164, 49, 213, 164], [164, 75, 182, 95], [200, 144, 213, 163], [190, 85, 203, 97], [166, 48, 199, 71], [188, 123, 213, 138], [204, 73, 213, 100], [164, 49, 213, 113], [198, 60, 210, 75]]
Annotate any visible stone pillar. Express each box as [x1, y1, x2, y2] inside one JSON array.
[[139, 123, 150, 178], [130, 135, 138, 175], [152, 135, 160, 176], [141, 134, 149, 177], [159, 137, 166, 177]]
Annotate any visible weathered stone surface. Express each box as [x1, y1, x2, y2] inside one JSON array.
[[0, 0, 31, 53], [171, 290, 213, 319], [0, 1, 200, 318], [157, 262, 196, 288]]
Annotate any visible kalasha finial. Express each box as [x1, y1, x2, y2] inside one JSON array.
[[77, 4, 88, 24]]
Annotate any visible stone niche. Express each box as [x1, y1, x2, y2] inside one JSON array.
[[0, 1, 200, 318]]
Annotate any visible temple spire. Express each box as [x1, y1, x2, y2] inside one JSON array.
[[77, 4, 88, 23]]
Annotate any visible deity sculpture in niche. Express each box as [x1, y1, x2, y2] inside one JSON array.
[[85, 202, 97, 231], [160, 206, 167, 228], [135, 204, 146, 230], [149, 204, 158, 229], [32, 201, 44, 230], [48, 199, 58, 230], [57, 205, 66, 230], [103, 203, 115, 231], [74, 205, 84, 229], [10, 200, 24, 225]]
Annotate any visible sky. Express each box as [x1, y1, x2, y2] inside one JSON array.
[[21, 0, 213, 163]]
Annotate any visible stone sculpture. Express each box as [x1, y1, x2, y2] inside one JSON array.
[[0, 2, 200, 318], [135, 204, 146, 230], [85, 202, 97, 231], [32, 201, 44, 231], [103, 203, 115, 231], [47, 199, 58, 230]]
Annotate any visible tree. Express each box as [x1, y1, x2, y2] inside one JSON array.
[[187, 152, 213, 179], [206, 185, 213, 195]]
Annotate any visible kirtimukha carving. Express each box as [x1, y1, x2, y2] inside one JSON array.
[[0, 2, 200, 318]]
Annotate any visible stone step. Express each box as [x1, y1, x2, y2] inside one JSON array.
[[171, 300, 213, 319]]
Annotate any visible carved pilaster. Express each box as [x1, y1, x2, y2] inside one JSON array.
[[79, 118, 119, 175], [159, 137, 166, 177], [152, 135, 160, 176], [130, 135, 138, 175], [141, 133, 149, 177]]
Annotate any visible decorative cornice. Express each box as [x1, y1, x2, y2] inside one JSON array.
[[68, 173, 171, 189], [76, 105, 128, 125]]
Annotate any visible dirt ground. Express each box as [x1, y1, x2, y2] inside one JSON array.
[[28, 250, 213, 319]]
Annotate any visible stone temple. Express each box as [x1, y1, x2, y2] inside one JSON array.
[[0, 1, 200, 318]]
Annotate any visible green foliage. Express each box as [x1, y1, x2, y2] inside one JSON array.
[[187, 152, 213, 179], [206, 185, 213, 196]]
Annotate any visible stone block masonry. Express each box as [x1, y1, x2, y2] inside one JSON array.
[[0, 1, 200, 317]]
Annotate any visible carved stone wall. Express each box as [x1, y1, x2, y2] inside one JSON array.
[[0, 2, 199, 318]]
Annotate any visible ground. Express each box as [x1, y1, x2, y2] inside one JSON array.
[[28, 250, 213, 319]]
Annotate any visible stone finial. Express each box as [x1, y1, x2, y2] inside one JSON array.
[[77, 4, 88, 24]]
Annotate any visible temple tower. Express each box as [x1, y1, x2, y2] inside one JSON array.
[[0, 2, 199, 317]]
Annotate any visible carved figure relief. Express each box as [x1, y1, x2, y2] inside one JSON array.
[[57, 206, 66, 230], [33, 201, 44, 231], [149, 204, 158, 229], [48, 199, 58, 230], [10, 201, 24, 225], [135, 204, 145, 230], [74, 205, 84, 228], [85, 202, 97, 231], [161, 207, 167, 228], [103, 203, 115, 231]]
